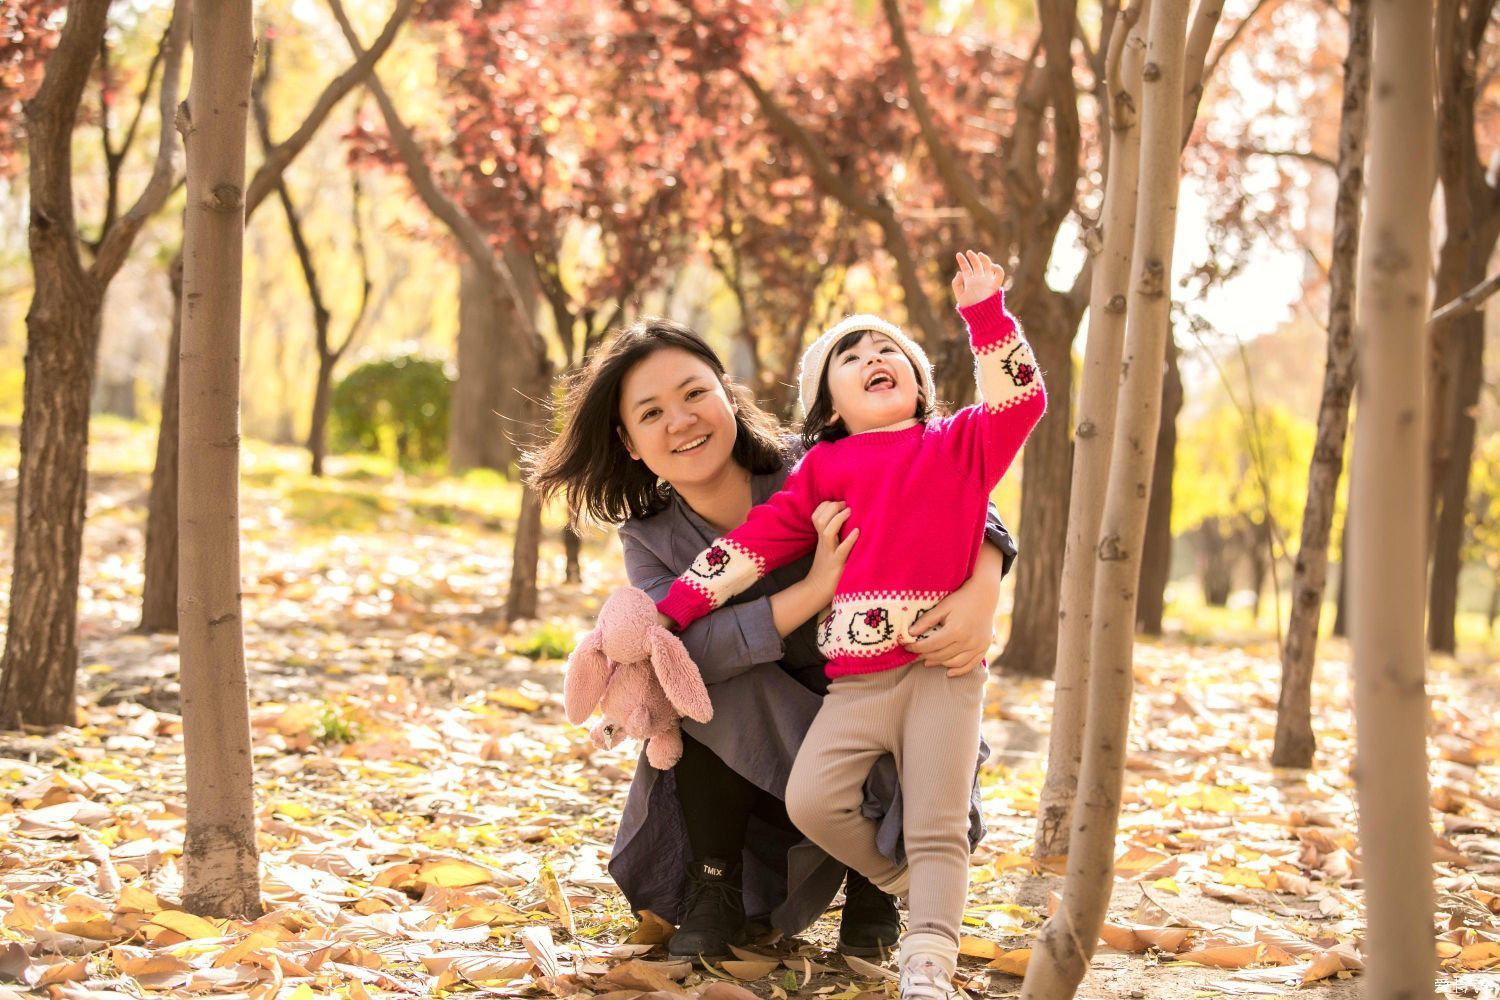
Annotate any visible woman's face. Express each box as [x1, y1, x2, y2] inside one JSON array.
[[617, 348, 740, 489]]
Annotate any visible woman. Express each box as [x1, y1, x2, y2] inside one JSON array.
[[529, 318, 1016, 960]]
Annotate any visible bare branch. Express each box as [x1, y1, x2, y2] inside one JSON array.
[[327, 0, 541, 341], [1240, 143, 1337, 171], [91, 0, 190, 285], [1203, 0, 1287, 87], [246, 0, 414, 215], [1430, 269, 1500, 327], [337, 165, 373, 359], [880, 0, 1004, 242]]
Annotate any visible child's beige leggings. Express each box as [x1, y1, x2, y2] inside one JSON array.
[[786, 663, 986, 975]]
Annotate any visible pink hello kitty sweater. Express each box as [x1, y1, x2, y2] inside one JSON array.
[[657, 292, 1047, 678]]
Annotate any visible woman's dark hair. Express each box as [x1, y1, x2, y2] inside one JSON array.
[[800, 329, 935, 449], [527, 317, 788, 525]]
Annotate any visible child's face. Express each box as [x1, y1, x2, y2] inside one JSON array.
[[824, 332, 921, 434]]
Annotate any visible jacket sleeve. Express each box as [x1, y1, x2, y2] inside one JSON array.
[[621, 525, 786, 686], [937, 290, 1048, 490], [982, 502, 1019, 578], [656, 452, 824, 629]]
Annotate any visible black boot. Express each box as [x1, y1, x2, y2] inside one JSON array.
[[837, 869, 901, 956], [667, 857, 747, 962]]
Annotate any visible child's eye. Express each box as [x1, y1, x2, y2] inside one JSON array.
[[840, 354, 860, 365], [880, 345, 898, 354]]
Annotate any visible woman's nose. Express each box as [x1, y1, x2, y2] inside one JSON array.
[[665, 407, 696, 431]]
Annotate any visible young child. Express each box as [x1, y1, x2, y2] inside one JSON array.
[[653, 250, 1046, 999]]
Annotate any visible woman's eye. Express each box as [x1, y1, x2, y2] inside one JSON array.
[[686, 388, 706, 400], [641, 408, 661, 421]]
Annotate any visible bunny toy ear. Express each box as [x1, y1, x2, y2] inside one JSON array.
[[564, 631, 611, 725], [647, 628, 713, 724]]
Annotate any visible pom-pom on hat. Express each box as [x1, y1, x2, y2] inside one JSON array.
[[796, 314, 937, 418]]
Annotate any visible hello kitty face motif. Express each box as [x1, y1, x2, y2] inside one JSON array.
[[847, 607, 894, 646], [690, 545, 731, 580], [1002, 340, 1037, 387], [819, 611, 836, 646]]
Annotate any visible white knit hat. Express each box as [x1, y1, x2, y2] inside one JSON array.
[[796, 314, 937, 418]]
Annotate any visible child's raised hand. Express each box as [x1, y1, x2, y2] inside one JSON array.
[[951, 250, 1006, 309]]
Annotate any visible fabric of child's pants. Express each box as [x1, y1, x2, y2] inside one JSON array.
[[785, 663, 986, 974]]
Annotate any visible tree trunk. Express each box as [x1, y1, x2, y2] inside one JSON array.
[[563, 524, 582, 584], [0, 0, 113, 730], [140, 250, 184, 633], [1427, 0, 1500, 651], [176, 0, 261, 919], [1273, 0, 1369, 769], [1194, 519, 1233, 605], [1137, 329, 1180, 635], [1033, 1, 1149, 858], [1347, 0, 1436, 993], [1332, 514, 1350, 635], [308, 352, 335, 477], [1429, 252, 1493, 653], [506, 484, 544, 621], [450, 255, 521, 474], [996, 293, 1079, 679], [1022, 4, 1189, 995]]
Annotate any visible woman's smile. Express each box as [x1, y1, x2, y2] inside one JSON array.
[[672, 435, 711, 454]]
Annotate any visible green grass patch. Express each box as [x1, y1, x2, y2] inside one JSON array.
[[513, 621, 576, 660]]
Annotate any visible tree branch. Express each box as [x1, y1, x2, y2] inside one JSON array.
[[91, 0, 190, 285], [880, 0, 1004, 242], [246, 0, 414, 215], [1430, 269, 1500, 327], [1203, 0, 1287, 88], [1240, 143, 1337, 170], [327, 0, 540, 342]]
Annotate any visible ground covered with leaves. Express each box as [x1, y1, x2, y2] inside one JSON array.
[[0, 423, 1498, 999]]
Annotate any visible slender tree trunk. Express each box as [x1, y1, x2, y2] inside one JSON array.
[[177, 0, 261, 919], [563, 525, 582, 584], [450, 255, 520, 473], [140, 250, 184, 633], [507, 485, 544, 621], [1273, 0, 1369, 768], [1194, 519, 1233, 605], [997, 293, 1080, 679], [1022, 5, 1189, 996], [308, 355, 335, 477], [139, 0, 411, 624], [1137, 329, 1180, 635], [1427, 0, 1500, 650], [1429, 236, 1497, 652], [1348, 0, 1436, 994], [1332, 514, 1350, 637], [1033, 0, 1149, 857], [0, 0, 113, 730]]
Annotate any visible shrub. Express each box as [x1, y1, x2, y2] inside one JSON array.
[[330, 354, 452, 470]]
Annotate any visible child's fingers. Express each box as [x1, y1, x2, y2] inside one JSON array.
[[956, 251, 972, 276], [834, 527, 859, 559]]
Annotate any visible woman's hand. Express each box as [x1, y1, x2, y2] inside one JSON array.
[[951, 250, 1006, 309], [805, 500, 858, 606], [904, 546, 1003, 676]]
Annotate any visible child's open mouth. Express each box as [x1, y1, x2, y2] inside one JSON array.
[[864, 372, 895, 391]]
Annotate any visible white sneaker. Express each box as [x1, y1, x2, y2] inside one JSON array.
[[899, 955, 959, 1000]]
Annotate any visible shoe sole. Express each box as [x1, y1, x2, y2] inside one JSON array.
[[837, 939, 897, 958]]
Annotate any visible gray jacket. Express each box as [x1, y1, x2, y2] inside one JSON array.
[[607, 447, 1017, 935]]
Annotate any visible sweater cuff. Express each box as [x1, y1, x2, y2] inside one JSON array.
[[958, 291, 1019, 351], [658, 581, 714, 631]]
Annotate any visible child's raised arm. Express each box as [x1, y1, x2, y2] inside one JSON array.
[[944, 250, 1047, 487]]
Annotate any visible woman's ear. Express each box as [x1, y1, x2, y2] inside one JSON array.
[[721, 375, 738, 412], [616, 424, 641, 461]]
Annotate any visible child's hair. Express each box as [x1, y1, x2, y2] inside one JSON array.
[[527, 317, 788, 526], [800, 329, 935, 449]]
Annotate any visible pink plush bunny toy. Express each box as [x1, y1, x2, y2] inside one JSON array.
[[564, 586, 713, 768]]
